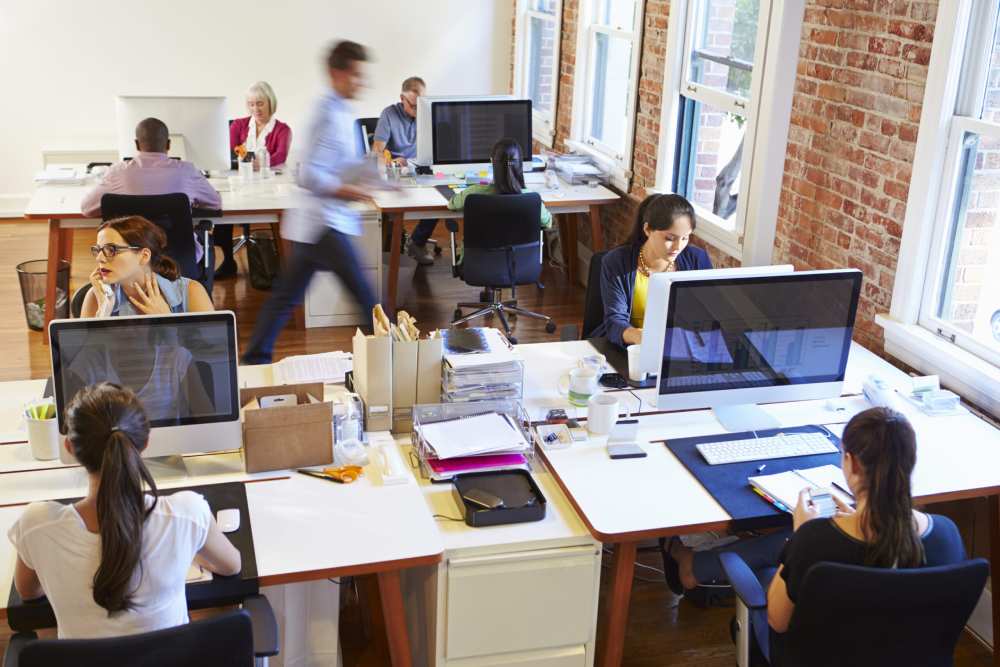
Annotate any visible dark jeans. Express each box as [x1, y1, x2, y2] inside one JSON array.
[[409, 219, 437, 246], [692, 529, 791, 583], [242, 228, 378, 364]]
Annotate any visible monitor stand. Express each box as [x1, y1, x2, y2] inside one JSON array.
[[712, 404, 781, 433], [144, 455, 191, 483]]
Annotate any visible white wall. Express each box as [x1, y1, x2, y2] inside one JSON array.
[[0, 0, 514, 215]]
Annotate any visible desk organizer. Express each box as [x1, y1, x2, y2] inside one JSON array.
[[452, 469, 547, 527]]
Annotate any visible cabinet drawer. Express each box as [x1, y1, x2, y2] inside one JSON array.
[[449, 645, 586, 667], [445, 546, 599, 659], [356, 222, 381, 264], [306, 268, 378, 317]]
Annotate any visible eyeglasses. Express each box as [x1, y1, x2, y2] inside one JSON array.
[[90, 243, 141, 259]]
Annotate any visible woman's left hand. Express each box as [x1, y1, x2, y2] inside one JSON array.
[[128, 273, 171, 315], [792, 488, 822, 532]]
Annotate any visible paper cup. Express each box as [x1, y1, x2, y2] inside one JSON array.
[[587, 393, 619, 436], [627, 344, 645, 382], [27, 417, 61, 461]]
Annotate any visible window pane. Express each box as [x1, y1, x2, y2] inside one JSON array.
[[689, 0, 760, 99], [936, 132, 1000, 351], [528, 16, 557, 114], [592, 0, 635, 29], [981, 16, 1000, 120], [529, 0, 558, 14], [676, 97, 745, 224], [588, 32, 633, 155]]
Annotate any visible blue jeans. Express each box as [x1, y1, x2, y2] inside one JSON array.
[[409, 219, 437, 246], [242, 228, 378, 364], [692, 529, 791, 584]]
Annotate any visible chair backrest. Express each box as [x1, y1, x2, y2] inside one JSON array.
[[100, 193, 200, 282], [783, 558, 989, 667], [356, 117, 379, 155], [18, 609, 254, 667], [460, 193, 544, 288], [581, 250, 608, 339], [71, 283, 92, 318]]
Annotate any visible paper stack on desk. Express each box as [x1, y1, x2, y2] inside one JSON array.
[[442, 328, 524, 402], [273, 351, 352, 385], [416, 411, 531, 481]]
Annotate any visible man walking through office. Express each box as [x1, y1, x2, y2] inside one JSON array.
[[242, 41, 380, 364], [372, 77, 438, 267]]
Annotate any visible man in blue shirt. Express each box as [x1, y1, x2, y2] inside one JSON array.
[[373, 77, 438, 267], [243, 41, 380, 364]]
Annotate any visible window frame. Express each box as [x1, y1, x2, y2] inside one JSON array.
[[512, 0, 563, 147], [880, 0, 1000, 414], [566, 0, 645, 190], [653, 0, 805, 264]]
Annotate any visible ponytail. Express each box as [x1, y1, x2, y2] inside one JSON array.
[[843, 408, 924, 568], [151, 254, 180, 282], [65, 382, 157, 615]]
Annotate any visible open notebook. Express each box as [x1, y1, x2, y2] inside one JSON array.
[[748, 464, 853, 513]]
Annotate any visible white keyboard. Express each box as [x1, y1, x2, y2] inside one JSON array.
[[697, 431, 839, 465]]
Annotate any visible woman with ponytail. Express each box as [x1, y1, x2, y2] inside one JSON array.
[[8, 383, 240, 638], [767, 407, 965, 634], [81, 215, 215, 318], [591, 193, 712, 347]]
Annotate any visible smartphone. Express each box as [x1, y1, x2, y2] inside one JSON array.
[[809, 488, 837, 518], [607, 442, 647, 459], [463, 488, 505, 510], [599, 372, 628, 389]]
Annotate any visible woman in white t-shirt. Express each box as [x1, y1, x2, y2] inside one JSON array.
[[8, 382, 241, 639]]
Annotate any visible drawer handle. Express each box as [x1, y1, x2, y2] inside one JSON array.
[[449, 545, 599, 568]]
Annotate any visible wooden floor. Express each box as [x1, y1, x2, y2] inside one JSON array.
[[0, 219, 993, 665]]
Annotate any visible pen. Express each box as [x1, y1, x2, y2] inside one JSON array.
[[296, 469, 344, 484], [756, 464, 767, 473]]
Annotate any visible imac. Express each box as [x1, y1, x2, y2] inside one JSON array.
[[647, 269, 862, 431], [415, 95, 532, 173], [49, 312, 242, 477], [115, 95, 230, 172]]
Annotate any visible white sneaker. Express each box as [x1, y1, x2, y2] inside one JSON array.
[[405, 239, 434, 266]]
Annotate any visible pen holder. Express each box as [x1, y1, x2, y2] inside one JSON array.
[[26, 417, 60, 461]]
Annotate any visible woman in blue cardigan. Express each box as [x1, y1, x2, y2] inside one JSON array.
[[592, 193, 712, 346]]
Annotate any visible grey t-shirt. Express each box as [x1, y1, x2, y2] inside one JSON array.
[[373, 103, 417, 159]]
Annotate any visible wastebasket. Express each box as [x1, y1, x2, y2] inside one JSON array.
[[17, 259, 70, 331]]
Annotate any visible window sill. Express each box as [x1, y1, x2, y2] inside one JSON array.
[[877, 314, 1000, 415], [564, 139, 630, 191]]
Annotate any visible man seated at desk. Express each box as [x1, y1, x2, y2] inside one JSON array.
[[81, 117, 222, 218], [372, 76, 439, 266]]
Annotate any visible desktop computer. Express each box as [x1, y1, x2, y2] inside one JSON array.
[[49, 312, 242, 476], [115, 95, 231, 172], [642, 269, 862, 431]]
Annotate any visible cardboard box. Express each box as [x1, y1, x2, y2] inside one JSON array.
[[353, 330, 393, 432], [239, 383, 333, 473]]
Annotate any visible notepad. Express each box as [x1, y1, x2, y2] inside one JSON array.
[[418, 412, 529, 460], [748, 464, 852, 514]]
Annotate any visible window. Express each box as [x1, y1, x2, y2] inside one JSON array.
[[881, 0, 1000, 413], [654, 0, 804, 262], [513, 0, 562, 146], [566, 0, 645, 187]]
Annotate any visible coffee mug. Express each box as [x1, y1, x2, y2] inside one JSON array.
[[627, 344, 646, 382], [587, 393, 619, 436], [558, 367, 600, 407], [27, 417, 60, 461]]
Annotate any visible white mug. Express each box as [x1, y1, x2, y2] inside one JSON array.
[[27, 417, 60, 461], [587, 393, 619, 436], [558, 367, 600, 407]]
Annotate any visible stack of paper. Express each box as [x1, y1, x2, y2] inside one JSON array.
[[442, 328, 523, 402], [748, 464, 853, 513], [273, 351, 352, 385], [415, 411, 531, 481]]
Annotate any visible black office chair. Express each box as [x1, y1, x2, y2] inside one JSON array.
[[560, 249, 608, 341], [447, 193, 556, 343], [3, 597, 279, 667], [70, 283, 92, 318], [720, 553, 989, 667], [355, 117, 379, 155], [101, 193, 217, 294]]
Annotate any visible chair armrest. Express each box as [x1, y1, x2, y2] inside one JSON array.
[[719, 552, 768, 610], [242, 594, 280, 658], [194, 220, 214, 233], [444, 220, 459, 233], [3, 632, 38, 667]]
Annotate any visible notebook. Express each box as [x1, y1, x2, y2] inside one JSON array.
[[748, 464, 853, 513]]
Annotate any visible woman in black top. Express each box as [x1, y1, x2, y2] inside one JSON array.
[[768, 407, 965, 633]]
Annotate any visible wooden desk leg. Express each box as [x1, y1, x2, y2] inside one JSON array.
[[377, 569, 413, 667], [989, 495, 1000, 667], [386, 213, 403, 316], [599, 541, 637, 667], [42, 219, 63, 345], [589, 204, 605, 251]]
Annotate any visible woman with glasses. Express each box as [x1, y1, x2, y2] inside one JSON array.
[[81, 216, 215, 318]]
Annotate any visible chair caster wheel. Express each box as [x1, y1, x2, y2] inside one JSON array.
[[545, 321, 556, 334], [453, 309, 462, 320], [508, 335, 518, 344]]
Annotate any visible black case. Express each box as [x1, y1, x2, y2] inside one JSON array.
[[452, 470, 547, 527]]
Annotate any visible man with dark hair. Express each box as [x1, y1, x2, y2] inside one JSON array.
[[81, 116, 221, 225], [243, 41, 382, 364]]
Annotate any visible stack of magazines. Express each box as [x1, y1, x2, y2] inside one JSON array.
[[441, 328, 524, 402]]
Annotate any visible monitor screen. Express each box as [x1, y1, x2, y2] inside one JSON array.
[[659, 272, 862, 396], [431, 100, 532, 165], [51, 314, 239, 431]]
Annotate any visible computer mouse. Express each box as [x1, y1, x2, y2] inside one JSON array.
[[217, 509, 240, 534]]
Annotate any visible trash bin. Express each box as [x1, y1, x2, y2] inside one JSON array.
[[17, 259, 69, 331], [246, 230, 280, 291]]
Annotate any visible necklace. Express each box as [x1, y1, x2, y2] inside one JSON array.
[[639, 247, 675, 276]]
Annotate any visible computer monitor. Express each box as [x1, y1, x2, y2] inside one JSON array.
[[49, 312, 241, 475], [115, 95, 230, 172], [415, 95, 532, 171], [650, 269, 862, 431]]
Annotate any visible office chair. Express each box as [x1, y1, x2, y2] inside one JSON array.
[[2, 596, 280, 667], [720, 553, 989, 667], [559, 249, 608, 341], [101, 193, 218, 294], [447, 193, 556, 343], [70, 284, 91, 318], [355, 117, 379, 155]]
